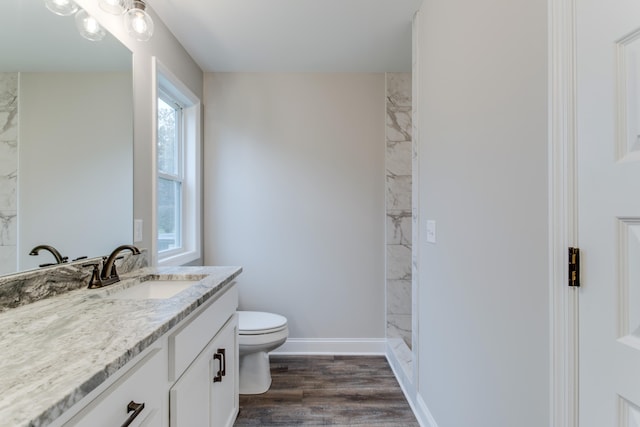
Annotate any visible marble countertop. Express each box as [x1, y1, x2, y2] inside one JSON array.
[[0, 265, 242, 427]]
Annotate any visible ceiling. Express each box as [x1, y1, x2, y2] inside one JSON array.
[[146, 0, 423, 72]]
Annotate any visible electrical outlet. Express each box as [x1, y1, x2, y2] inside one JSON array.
[[134, 219, 143, 242], [426, 220, 436, 243]]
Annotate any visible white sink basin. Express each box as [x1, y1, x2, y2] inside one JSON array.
[[109, 280, 198, 300]]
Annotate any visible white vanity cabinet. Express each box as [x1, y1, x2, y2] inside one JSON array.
[[63, 346, 166, 427], [169, 315, 238, 427], [168, 284, 239, 427], [52, 281, 239, 427]]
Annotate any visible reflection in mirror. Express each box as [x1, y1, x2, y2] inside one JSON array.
[[0, 1, 133, 275]]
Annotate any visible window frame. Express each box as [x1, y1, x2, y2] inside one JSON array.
[[154, 58, 202, 266]]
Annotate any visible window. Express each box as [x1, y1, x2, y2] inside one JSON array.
[[157, 93, 183, 253], [155, 60, 201, 266]]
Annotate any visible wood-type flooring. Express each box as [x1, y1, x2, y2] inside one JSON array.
[[233, 355, 419, 426]]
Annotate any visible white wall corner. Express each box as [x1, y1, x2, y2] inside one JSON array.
[[271, 338, 386, 355]]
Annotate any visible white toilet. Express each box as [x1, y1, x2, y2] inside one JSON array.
[[237, 311, 288, 394]]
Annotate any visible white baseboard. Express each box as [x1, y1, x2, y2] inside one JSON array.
[[386, 342, 439, 427], [270, 338, 386, 355], [415, 394, 440, 427]]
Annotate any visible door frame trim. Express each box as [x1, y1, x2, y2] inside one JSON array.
[[549, 0, 579, 425]]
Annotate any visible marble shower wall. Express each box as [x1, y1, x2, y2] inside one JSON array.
[[386, 73, 412, 348], [0, 74, 18, 275]]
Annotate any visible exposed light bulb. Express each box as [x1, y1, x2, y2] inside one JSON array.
[[44, 0, 79, 16], [75, 9, 106, 41], [132, 14, 148, 33], [123, 1, 154, 41], [99, 0, 126, 15], [85, 17, 100, 33]]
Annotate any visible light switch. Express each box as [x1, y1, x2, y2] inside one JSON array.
[[134, 219, 143, 242], [426, 220, 436, 243]]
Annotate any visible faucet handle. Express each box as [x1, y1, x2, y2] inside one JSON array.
[[82, 261, 103, 289], [82, 261, 101, 267], [110, 263, 119, 280]]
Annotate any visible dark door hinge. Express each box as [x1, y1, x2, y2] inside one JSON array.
[[568, 247, 580, 287]]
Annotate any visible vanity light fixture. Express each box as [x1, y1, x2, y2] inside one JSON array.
[[75, 8, 107, 41], [123, 1, 154, 41], [44, 0, 79, 16], [44, 0, 106, 42], [99, 0, 154, 41], [45, 0, 154, 42]]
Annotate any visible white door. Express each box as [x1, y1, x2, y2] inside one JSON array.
[[577, 0, 640, 425]]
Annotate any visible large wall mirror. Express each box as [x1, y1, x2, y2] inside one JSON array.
[[0, 1, 133, 275]]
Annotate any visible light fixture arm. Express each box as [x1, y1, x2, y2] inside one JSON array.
[[98, 0, 126, 15]]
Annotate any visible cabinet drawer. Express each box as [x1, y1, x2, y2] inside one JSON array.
[[64, 347, 165, 427], [169, 283, 237, 381]]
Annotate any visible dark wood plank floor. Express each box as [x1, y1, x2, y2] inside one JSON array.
[[234, 355, 419, 426]]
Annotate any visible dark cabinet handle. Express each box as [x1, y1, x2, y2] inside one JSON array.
[[120, 401, 145, 427], [213, 348, 226, 383], [213, 352, 223, 382], [219, 348, 226, 377]]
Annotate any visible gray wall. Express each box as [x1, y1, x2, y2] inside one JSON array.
[[203, 73, 386, 344], [414, 0, 550, 425]]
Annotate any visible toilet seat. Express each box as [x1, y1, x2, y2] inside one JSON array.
[[238, 311, 288, 335]]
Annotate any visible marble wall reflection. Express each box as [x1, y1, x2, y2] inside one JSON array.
[[0, 250, 148, 312], [386, 73, 412, 348], [0, 74, 18, 275]]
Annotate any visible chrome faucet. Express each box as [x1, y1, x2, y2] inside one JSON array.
[[99, 245, 141, 286], [29, 244, 68, 266]]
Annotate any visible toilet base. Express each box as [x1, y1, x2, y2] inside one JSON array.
[[239, 351, 272, 394]]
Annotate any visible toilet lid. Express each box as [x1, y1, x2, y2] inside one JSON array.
[[238, 311, 288, 335]]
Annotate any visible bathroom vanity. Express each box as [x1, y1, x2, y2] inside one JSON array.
[[0, 265, 242, 427]]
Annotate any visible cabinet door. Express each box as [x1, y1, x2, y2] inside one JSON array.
[[64, 347, 165, 427], [170, 315, 238, 427], [211, 315, 238, 427]]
